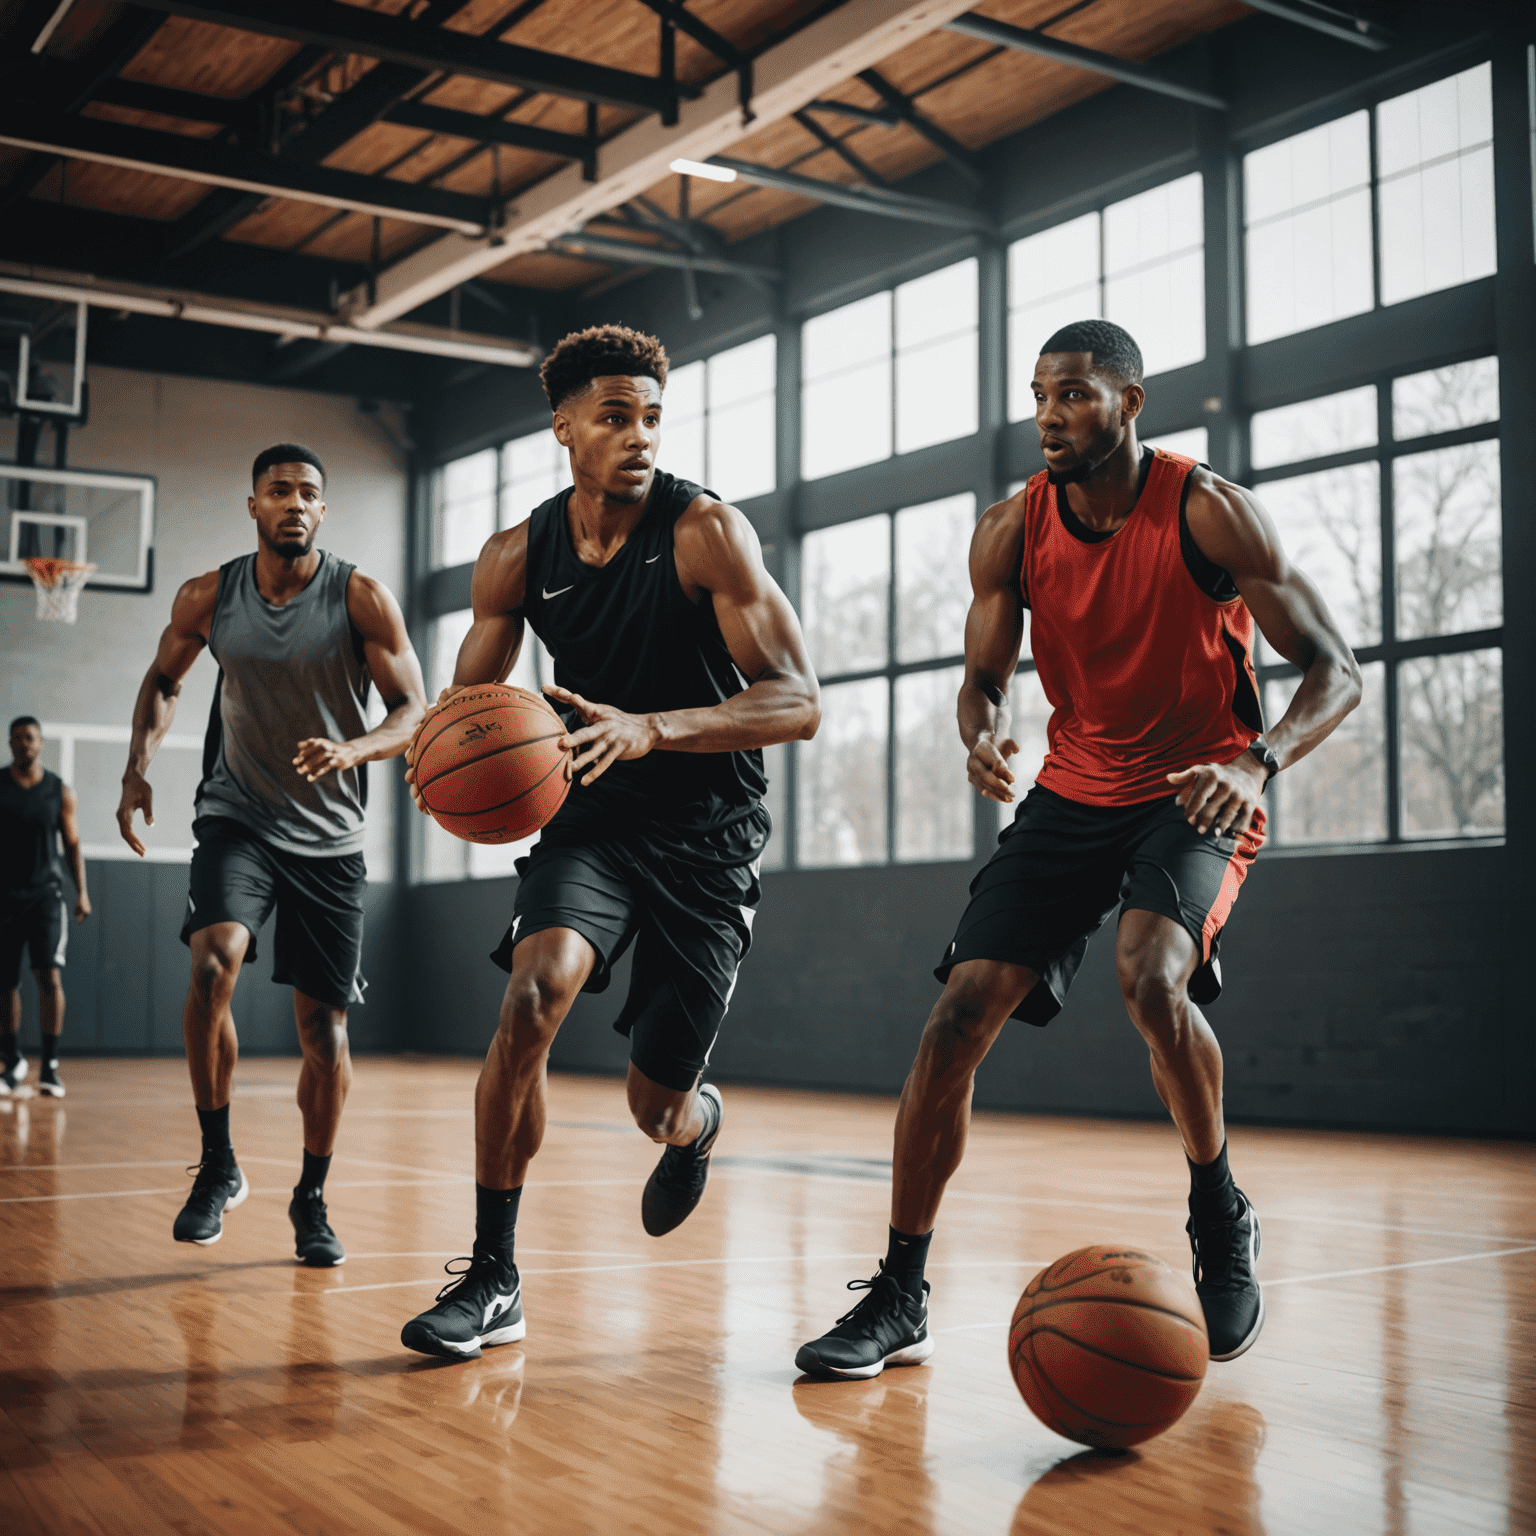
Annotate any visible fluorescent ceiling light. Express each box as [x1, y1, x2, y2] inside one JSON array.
[[668, 158, 737, 183]]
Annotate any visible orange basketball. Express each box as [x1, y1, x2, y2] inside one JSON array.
[[412, 684, 571, 844], [1008, 1245, 1207, 1448]]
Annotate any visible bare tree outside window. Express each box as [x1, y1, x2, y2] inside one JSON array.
[[1265, 664, 1387, 842], [1401, 650, 1504, 836]]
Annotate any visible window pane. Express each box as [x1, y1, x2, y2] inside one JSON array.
[[436, 449, 497, 567], [666, 411, 707, 488], [1009, 212, 1099, 308], [797, 677, 887, 866], [800, 514, 889, 674], [421, 817, 467, 882], [1392, 357, 1499, 439], [896, 258, 977, 351], [1144, 426, 1208, 461], [803, 290, 891, 380], [429, 608, 474, 697], [896, 493, 974, 662], [1258, 464, 1381, 647], [1378, 64, 1496, 306], [1102, 172, 1204, 376], [802, 360, 891, 480], [1394, 441, 1501, 640], [502, 429, 569, 529], [895, 330, 977, 455], [1264, 662, 1386, 844], [1010, 666, 1054, 790], [896, 667, 971, 862], [759, 740, 785, 870], [665, 359, 706, 420], [1400, 649, 1503, 838], [708, 394, 775, 503], [469, 838, 531, 879], [708, 334, 775, 410], [1251, 386, 1377, 470], [1244, 113, 1372, 344]]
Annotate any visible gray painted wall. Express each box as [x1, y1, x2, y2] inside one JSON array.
[[384, 840, 1521, 1137]]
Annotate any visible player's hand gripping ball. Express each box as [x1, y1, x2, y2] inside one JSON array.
[[1009, 1245, 1208, 1448], [410, 684, 571, 844]]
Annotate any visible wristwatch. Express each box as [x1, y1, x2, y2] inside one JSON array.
[[1247, 736, 1280, 783]]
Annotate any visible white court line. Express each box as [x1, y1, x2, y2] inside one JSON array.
[[317, 1251, 883, 1297], [0, 1160, 190, 1173], [0, 1175, 647, 1205], [343, 1249, 650, 1261], [1264, 1243, 1536, 1287]]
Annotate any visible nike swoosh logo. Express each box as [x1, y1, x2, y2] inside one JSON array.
[[543, 584, 574, 599], [645, 555, 661, 564]]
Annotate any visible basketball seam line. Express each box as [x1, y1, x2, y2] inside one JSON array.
[[418, 730, 565, 793], [413, 688, 544, 761], [428, 752, 568, 821], [1010, 1324, 1206, 1386], [1016, 1295, 1207, 1328]]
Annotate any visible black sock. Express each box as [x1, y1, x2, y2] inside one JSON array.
[[196, 1104, 233, 1163], [41, 1033, 59, 1070], [883, 1225, 933, 1302], [1188, 1140, 1240, 1220], [1, 1027, 17, 1068], [475, 1182, 522, 1265], [297, 1149, 331, 1197]]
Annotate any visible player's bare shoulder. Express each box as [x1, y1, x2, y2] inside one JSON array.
[[471, 520, 530, 615], [674, 491, 763, 597], [1182, 464, 1275, 571], [171, 568, 221, 640], [971, 486, 1030, 587]]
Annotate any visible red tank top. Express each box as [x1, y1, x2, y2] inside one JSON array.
[[1020, 449, 1261, 806]]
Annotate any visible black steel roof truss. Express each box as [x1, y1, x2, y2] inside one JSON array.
[[855, 69, 983, 188]]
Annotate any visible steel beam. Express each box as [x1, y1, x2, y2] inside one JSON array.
[[0, 111, 492, 234], [856, 69, 984, 187], [384, 101, 593, 169], [945, 13, 1228, 110], [91, 77, 245, 128], [548, 231, 780, 279], [806, 99, 900, 127], [341, 0, 982, 327], [130, 0, 690, 113], [1238, 0, 1395, 51], [710, 156, 991, 232]]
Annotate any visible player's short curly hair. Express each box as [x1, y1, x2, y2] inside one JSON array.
[[1039, 318, 1144, 388], [539, 324, 669, 409]]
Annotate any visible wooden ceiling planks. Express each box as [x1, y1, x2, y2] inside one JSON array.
[[10, 0, 1253, 291]]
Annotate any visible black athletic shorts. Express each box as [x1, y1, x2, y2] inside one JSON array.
[[491, 802, 770, 1093], [936, 784, 1265, 1026], [0, 890, 68, 988], [181, 816, 367, 1009]]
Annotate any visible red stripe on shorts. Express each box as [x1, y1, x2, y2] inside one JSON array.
[[1200, 807, 1266, 962]]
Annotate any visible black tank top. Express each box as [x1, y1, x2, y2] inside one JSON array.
[[0, 767, 65, 898], [523, 471, 766, 827]]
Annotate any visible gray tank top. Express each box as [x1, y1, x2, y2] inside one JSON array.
[[196, 550, 370, 857]]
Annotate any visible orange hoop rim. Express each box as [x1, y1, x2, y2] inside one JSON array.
[[21, 556, 95, 589]]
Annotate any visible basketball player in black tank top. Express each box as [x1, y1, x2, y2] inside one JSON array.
[[400, 325, 820, 1361]]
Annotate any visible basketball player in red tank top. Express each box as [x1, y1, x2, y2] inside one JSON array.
[[799, 319, 1362, 1378]]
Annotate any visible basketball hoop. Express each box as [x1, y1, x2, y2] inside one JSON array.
[[22, 557, 96, 623]]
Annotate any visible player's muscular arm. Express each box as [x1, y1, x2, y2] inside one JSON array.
[[960, 497, 1029, 804], [1171, 471, 1364, 835], [60, 785, 90, 921], [292, 575, 429, 782], [404, 523, 529, 812], [548, 499, 820, 788], [117, 570, 218, 856]]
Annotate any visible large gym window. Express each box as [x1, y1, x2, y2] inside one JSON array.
[[1007, 171, 1205, 419], [1253, 357, 1503, 845], [1244, 64, 1495, 346], [795, 495, 977, 866], [661, 334, 777, 504], [501, 428, 570, 530], [801, 258, 978, 482], [431, 448, 499, 569]]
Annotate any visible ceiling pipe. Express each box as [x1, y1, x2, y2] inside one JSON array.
[[0, 264, 540, 368]]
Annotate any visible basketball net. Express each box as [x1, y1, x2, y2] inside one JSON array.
[[22, 557, 96, 624]]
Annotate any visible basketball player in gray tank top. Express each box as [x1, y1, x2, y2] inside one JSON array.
[[115, 444, 426, 1264]]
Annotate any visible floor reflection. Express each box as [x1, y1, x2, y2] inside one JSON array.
[[793, 1370, 938, 1534], [1011, 1402, 1267, 1536]]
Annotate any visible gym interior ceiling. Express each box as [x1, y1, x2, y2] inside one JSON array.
[[0, 0, 1299, 396]]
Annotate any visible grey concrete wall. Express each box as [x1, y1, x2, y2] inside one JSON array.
[[389, 841, 1523, 1137]]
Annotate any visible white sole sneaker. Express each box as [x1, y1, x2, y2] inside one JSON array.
[[189, 1168, 249, 1246], [804, 1333, 936, 1380]]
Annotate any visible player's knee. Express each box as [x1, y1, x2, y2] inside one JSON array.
[[191, 949, 240, 1007], [299, 1008, 349, 1065], [1119, 960, 1187, 1039], [923, 987, 1001, 1072], [499, 970, 576, 1048]]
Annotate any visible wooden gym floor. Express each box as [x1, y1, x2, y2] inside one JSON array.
[[1, 1058, 1532, 1536]]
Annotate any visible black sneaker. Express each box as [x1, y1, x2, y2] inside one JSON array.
[[641, 1082, 723, 1238], [795, 1266, 935, 1379], [0, 1057, 28, 1095], [289, 1188, 345, 1267], [1187, 1188, 1265, 1361], [401, 1248, 525, 1360], [38, 1062, 64, 1098], [173, 1155, 248, 1245]]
